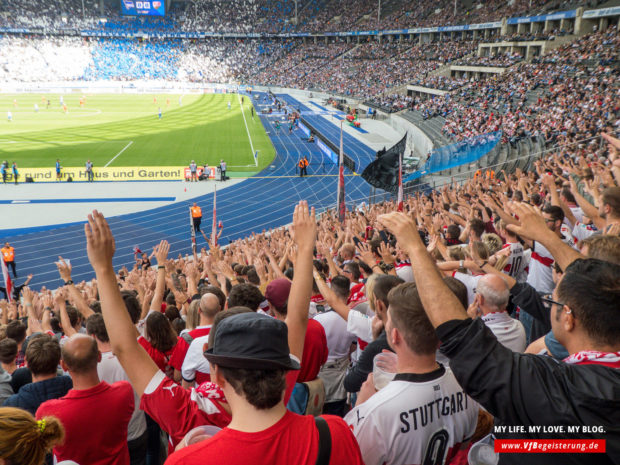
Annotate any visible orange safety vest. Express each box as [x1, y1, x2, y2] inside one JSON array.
[[1, 246, 14, 262], [191, 206, 202, 218]]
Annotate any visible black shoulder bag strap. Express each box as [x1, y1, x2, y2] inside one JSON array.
[[314, 416, 332, 465]]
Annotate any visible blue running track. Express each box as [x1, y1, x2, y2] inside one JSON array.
[[1, 92, 381, 290], [276, 94, 376, 171]]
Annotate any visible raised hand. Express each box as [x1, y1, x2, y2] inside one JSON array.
[[378, 241, 395, 265], [22, 287, 34, 305], [378, 212, 423, 251], [85, 210, 115, 270], [54, 287, 67, 308], [290, 200, 317, 252], [356, 241, 376, 268], [153, 240, 170, 266], [505, 203, 551, 243], [56, 256, 72, 282]]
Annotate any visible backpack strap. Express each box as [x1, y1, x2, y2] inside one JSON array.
[[314, 416, 332, 465]]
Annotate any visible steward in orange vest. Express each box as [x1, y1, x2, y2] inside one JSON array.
[[1, 242, 16, 278], [299, 157, 309, 177], [190, 203, 203, 233]]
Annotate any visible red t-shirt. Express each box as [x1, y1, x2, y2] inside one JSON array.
[[140, 367, 300, 450], [298, 319, 328, 383], [168, 326, 212, 371], [36, 381, 134, 465], [138, 336, 175, 375], [164, 410, 365, 465]]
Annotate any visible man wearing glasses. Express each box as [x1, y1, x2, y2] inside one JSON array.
[[378, 209, 620, 465]]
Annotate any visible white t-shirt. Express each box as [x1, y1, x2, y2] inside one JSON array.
[[572, 222, 597, 244], [97, 351, 146, 441], [346, 309, 373, 344], [313, 310, 357, 361], [568, 205, 584, 226], [344, 366, 478, 465], [501, 242, 528, 283], [527, 236, 573, 294], [481, 311, 527, 353], [181, 333, 211, 383], [452, 272, 483, 306]]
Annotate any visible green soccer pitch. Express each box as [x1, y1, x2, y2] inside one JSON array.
[[0, 93, 275, 173]]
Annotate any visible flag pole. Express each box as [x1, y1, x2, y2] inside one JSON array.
[[211, 185, 217, 249], [189, 206, 197, 258], [1, 260, 12, 303], [397, 150, 403, 211], [337, 120, 346, 223]]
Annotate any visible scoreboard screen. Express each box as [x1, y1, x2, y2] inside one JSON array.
[[121, 0, 165, 16]]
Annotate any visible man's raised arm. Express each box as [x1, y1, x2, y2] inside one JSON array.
[[378, 212, 467, 327], [85, 210, 158, 397], [286, 201, 316, 361], [506, 203, 583, 272]]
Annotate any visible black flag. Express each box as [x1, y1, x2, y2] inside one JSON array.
[[361, 134, 407, 194]]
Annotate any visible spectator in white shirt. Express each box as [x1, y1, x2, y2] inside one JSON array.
[[314, 275, 357, 416], [467, 274, 527, 353]]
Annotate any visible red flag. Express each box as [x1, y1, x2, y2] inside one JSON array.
[[397, 153, 403, 212], [337, 121, 346, 223], [1, 259, 13, 303], [212, 186, 217, 248], [189, 210, 196, 256]]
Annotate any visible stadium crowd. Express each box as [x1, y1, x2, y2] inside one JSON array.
[[1, 128, 620, 464], [0, 2, 620, 462], [0, 0, 607, 35]]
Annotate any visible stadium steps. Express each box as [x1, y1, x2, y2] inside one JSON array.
[[402, 111, 451, 149], [427, 62, 453, 78], [524, 87, 544, 109]]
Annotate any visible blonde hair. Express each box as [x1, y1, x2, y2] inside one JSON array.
[[482, 233, 503, 256], [186, 300, 201, 332], [448, 246, 466, 261], [0, 407, 65, 465], [364, 273, 379, 312]]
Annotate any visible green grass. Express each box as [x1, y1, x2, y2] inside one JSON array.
[[0, 93, 275, 173]]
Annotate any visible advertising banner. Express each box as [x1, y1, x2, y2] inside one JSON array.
[[14, 166, 215, 182]]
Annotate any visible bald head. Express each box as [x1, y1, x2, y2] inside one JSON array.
[[476, 274, 509, 314], [200, 293, 221, 319], [61, 334, 99, 375]]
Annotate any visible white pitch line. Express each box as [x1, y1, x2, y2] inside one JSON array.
[[104, 141, 134, 167], [237, 94, 257, 166]]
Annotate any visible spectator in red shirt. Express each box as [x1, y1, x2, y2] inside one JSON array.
[[265, 277, 329, 414], [169, 289, 224, 383], [36, 334, 134, 465], [138, 312, 178, 378]]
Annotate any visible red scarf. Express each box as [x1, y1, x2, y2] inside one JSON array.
[[563, 351, 620, 369]]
